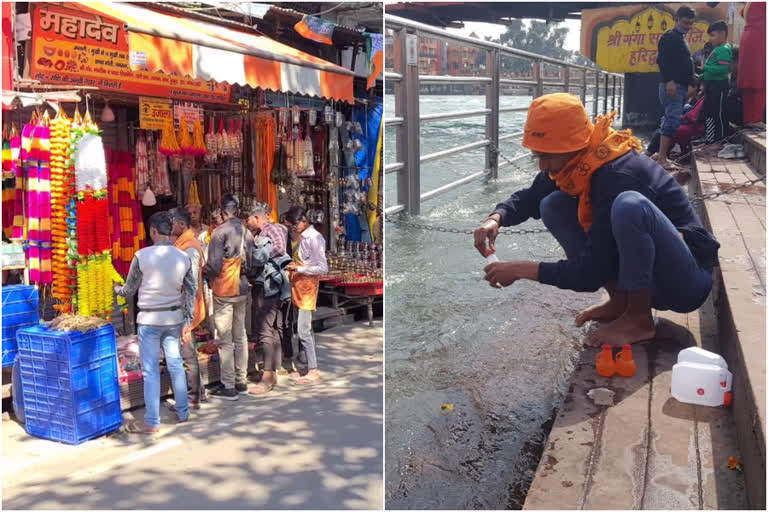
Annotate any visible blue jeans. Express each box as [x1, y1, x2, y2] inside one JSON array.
[[297, 309, 318, 369], [540, 191, 712, 312], [658, 82, 686, 136], [138, 324, 189, 427]]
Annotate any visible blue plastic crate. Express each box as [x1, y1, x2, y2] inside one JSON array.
[[2, 286, 40, 368], [2, 285, 39, 315], [15, 324, 123, 445]]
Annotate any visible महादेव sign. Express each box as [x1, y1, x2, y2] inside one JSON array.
[[582, 4, 725, 74], [29, 4, 231, 103]]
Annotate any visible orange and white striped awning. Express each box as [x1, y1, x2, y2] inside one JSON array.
[[75, 2, 355, 103]]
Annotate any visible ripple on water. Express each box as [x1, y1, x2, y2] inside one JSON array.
[[385, 94, 602, 508]]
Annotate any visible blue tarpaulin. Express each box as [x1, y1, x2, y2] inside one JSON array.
[[344, 103, 382, 242]]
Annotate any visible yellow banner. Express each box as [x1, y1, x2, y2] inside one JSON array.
[[581, 4, 729, 74], [139, 97, 172, 130]]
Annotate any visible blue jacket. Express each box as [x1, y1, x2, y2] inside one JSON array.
[[491, 150, 720, 292]]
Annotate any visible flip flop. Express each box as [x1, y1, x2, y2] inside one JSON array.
[[248, 382, 275, 395], [167, 402, 200, 413], [294, 375, 320, 386], [123, 421, 160, 435]]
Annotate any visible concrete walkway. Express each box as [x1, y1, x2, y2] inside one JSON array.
[[2, 321, 383, 510], [525, 135, 767, 509]]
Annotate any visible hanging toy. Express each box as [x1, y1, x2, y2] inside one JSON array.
[[205, 116, 217, 163], [216, 119, 228, 157]]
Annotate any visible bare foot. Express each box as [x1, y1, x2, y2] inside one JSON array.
[[673, 170, 691, 186], [575, 297, 626, 327], [585, 312, 656, 347]]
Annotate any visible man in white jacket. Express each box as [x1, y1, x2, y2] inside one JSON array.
[[116, 212, 197, 434]]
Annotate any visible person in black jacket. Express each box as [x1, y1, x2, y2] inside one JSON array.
[[474, 93, 719, 347], [656, 6, 697, 171]]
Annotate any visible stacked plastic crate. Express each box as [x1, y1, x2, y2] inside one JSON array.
[[15, 323, 122, 444], [1, 285, 39, 368]]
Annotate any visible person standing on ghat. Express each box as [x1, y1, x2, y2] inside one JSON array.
[[115, 211, 196, 433], [655, 6, 697, 171], [204, 193, 255, 400], [474, 93, 720, 347]]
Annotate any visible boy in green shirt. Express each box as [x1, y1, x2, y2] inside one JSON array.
[[699, 20, 732, 143]]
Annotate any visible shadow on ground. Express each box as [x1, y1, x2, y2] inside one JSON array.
[[2, 322, 383, 510]]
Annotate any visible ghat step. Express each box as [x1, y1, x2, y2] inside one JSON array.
[[690, 141, 766, 509]]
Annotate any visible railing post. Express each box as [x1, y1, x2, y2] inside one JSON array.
[[603, 72, 609, 114], [563, 65, 570, 94], [401, 30, 421, 215], [394, 29, 409, 214], [486, 49, 500, 180], [534, 59, 544, 98], [581, 68, 587, 105], [618, 76, 623, 117], [593, 70, 599, 118], [611, 75, 617, 113]]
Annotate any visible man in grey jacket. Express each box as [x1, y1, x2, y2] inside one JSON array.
[[204, 194, 256, 401], [245, 202, 292, 395], [116, 212, 196, 433]]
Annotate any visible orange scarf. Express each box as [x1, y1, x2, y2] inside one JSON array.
[[175, 229, 206, 330], [550, 112, 642, 232]]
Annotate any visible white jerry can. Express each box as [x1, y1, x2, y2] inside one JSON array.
[[671, 348, 733, 407]]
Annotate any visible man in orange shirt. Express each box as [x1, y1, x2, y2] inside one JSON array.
[[170, 207, 207, 408]]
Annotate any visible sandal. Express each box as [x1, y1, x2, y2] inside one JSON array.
[[167, 402, 200, 413], [124, 421, 160, 435], [294, 376, 320, 386], [248, 382, 275, 395]]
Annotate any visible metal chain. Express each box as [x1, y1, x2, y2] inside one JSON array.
[[489, 141, 528, 169]]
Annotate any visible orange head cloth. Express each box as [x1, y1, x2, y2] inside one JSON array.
[[522, 93, 593, 154], [523, 93, 643, 232]]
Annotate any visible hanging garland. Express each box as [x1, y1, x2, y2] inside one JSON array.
[[66, 108, 124, 319], [50, 110, 75, 312], [27, 112, 52, 285]]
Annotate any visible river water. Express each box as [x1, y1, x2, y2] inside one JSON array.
[[384, 94, 603, 509]]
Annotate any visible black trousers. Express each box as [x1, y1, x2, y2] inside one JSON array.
[[251, 284, 284, 372], [702, 80, 729, 143], [280, 300, 295, 359]]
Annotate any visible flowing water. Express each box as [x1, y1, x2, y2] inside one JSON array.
[[384, 94, 603, 509]]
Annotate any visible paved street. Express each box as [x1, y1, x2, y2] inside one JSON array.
[[2, 321, 383, 510]]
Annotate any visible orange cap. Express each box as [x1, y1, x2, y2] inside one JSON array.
[[522, 93, 593, 154]]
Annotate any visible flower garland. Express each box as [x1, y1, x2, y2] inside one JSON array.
[[66, 111, 123, 318], [158, 117, 181, 155], [27, 113, 52, 285], [107, 149, 145, 277], [50, 111, 75, 312], [191, 118, 207, 156]]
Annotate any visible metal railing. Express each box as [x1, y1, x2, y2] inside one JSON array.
[[385, 14, 625, 215]]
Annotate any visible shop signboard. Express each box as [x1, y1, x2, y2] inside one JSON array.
[[139, 97, 172, 130], [29, 4, 231, 103], [173, 103, 203, 131], [580, 3, 729, 73]]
